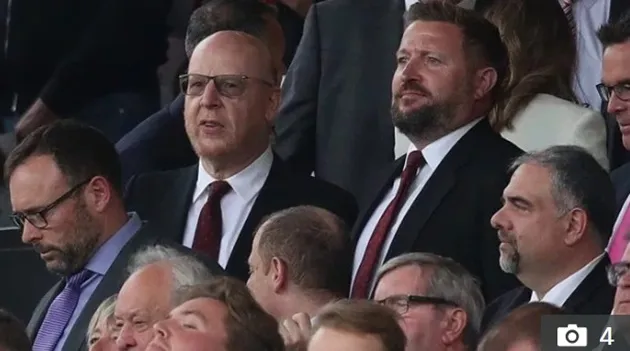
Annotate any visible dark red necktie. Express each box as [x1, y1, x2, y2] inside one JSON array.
[[192, 180, 231, 261], [351, 151, 425, 298]]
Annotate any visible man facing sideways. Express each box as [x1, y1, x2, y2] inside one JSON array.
[[482, 146, 616, 332], [114, 245, 221, 351], [349, 1, 521, 302], [308, 299, 406, 351], [124, 30, 357, 281], [146, 276, 284, 351], [373, 253, 484, 351], [246, 205, 351, 346], [599, 11, 630, 263], [6, 120, 163, 351]]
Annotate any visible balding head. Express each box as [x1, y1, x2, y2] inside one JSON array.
[[183, 30, 280, 177], [191, 31, 276, 85]]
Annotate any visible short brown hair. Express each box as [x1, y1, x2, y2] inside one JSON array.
[[404, 1, 508, 100], [177, 276, 284, 351], [255, 205, 351, 297], [5, 120, 123, 194], [312, 299, 406, 351], [0, 308, 30, 351], [477, 302, 565, 350]]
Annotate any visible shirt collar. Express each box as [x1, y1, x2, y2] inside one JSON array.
[[530, 253, 605, 305], [405, 118, 482, 171], [193, 147, 274, 203], [85, 212, 142, 276]]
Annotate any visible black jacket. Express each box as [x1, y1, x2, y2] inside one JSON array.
[[0, 0, 171, 115]]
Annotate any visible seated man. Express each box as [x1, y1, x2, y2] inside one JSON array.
[[477, 302, 564, 351], [246, 205, 351, 346], [114, 245, 220, 351], [146, 276, 284, 351], [116, 0, 285, 183], [373, 252, 484, 351], [483, 146, 616, 332], [0, 308, 30, 351], [124, 30, 357, 281], [308, 299, 406, 351]]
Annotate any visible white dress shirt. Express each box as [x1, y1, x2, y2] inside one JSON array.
[[182, 147, 273, 268], [529, 253, 604, 306], [572, 0, 610, 109], [351, 118, 482, 292]]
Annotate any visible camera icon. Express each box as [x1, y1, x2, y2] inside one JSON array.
[[557, 324, 588, 347]]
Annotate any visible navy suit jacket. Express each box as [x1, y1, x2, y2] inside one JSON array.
[[115, 94, 197, 183]]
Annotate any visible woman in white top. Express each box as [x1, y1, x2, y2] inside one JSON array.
[[484, 0, 609, 170]]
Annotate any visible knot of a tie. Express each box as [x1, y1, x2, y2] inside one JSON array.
[[65, 269, 93, 290], [404, 151, 425, 175], [209, 180, 231, 200]]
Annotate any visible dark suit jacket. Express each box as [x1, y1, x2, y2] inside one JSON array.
[[602, 0, 630, 171], [480, 255, 615, 334], [274, 0, 490, 199], [352, 120, 522, 302], [26, 221, 223, 351], [115, 94, 196, 184], [124, 156, 358, 281]]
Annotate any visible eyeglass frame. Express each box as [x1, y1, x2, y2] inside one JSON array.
[[596, 82, 630, 104], [10, 178, 92, 229], [375, 294, 459, 315], [178, 73, 274, 98], [607, 261, 630, 287]]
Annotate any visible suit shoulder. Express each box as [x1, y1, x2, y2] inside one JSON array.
[[612, 162, 630, 185]]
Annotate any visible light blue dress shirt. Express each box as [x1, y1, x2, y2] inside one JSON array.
[[53, 212, 142, 351]]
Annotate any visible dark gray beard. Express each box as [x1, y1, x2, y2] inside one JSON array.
[[391, 100, 456, 143]]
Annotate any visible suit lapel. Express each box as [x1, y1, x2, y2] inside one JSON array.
[[161, 166, 197, 242], [62, 224, 158, 351], [225, 157, 294, 278], [564, 255, 613, 312], [27, 281, 64, 338], [386, 121, 489, 259]]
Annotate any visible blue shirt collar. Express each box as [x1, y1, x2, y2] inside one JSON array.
[[85, 212, 142, 276]]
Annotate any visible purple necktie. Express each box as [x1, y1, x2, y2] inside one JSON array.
[[32, 269, 94, 351]]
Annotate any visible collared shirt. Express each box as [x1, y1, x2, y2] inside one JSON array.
[[572, 0, 610, 109], [55, 212, 142, 351], [182, 147, 273, 268], [529, 253, 604, 306], [352, 118, 482, 292]]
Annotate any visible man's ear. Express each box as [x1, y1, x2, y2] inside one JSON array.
[[473, 67, 498, 100], [441, 308, 467, 345], [270, 256, 288, 293]]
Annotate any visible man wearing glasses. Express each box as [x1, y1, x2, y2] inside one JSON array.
[[4, 120, 167, 351], [599, 12, 630, 264], [372, 252, 484, 351], [123, 30, 357, 282]]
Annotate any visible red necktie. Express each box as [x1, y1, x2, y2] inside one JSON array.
[[351, 151, 425, 298], [192, 180, 231, 261]]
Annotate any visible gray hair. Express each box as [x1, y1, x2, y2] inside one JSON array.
[[375, 252, 485, 349], [508, 145, 616, 247], [87, 294, 117, 340], [127, 245, 214, 305]]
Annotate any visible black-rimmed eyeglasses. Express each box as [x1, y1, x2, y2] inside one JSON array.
[[10, 178, 92, 229], [596, 82, 630, 104], [375, 294, 458, 315], [179, 73, 273, 98], [607, 262, 630, 287]]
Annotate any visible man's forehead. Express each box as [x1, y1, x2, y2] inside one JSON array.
[[377, 265, 431, 294], [602, 42, 630, 85], [401, 21, 463, 46]]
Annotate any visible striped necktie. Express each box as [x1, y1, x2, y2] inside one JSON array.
[[32, 269, 94, 351]]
